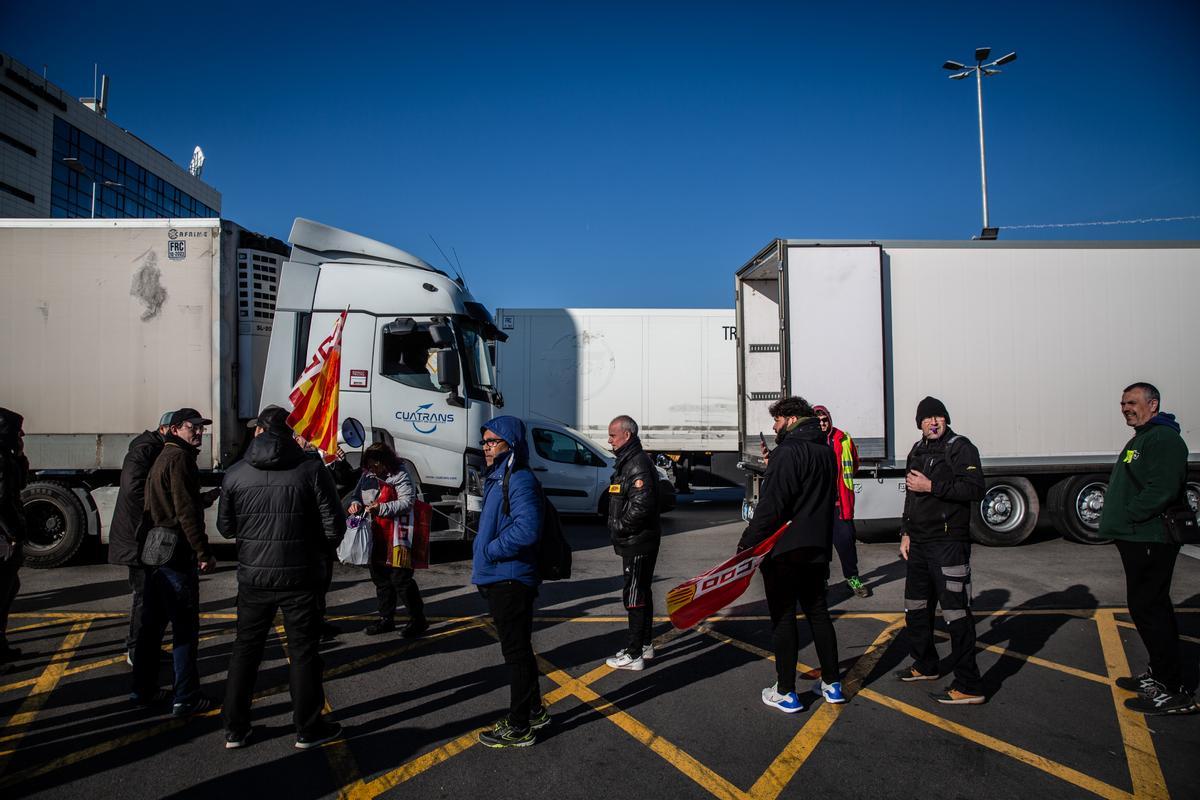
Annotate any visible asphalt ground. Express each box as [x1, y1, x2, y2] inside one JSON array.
[[2, 489, 1199, 799]]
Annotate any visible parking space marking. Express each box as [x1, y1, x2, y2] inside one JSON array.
[[749, 620, 903, 799], [859, 688, 1132, 800], [0, 621, 92, 772], [1095, 610, 1168, 799], [933, 630, 1111, 684], [1115, 619, 1200, 647]]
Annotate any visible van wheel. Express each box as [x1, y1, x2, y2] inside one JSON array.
[[1047, 474, 1112, 545], [970, 477, 1038, 546], [21, 482, 87, 568]]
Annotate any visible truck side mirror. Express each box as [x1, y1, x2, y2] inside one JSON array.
[[436, 349, 463, 408], [429, 323, 454, 346]]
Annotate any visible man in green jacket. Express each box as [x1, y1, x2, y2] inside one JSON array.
[[1098, 382, 1196, 715]]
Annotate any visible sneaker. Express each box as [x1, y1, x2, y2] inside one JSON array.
[[894, 666, 938, 682], [172, 694, 216, 717], [528, 705, 552, 731], [126, 650, 134, 667], [930, 687, 986, 705], [762, 684, 804, 713], [478, 718, 535, 748], [1124, 686, 1198, 716], [1115, 671, 1159, 696], [295, 720, 343, 749], [605, 650, 645, 671], [129, 688, 172, 708], [401, 617, 429, 639], [320, 622, 342, 642], [846, 576, 871, 598], [642, 644, 656, 660], [364, 619, 395, 636], [815, 680, 847, 704], [224, 728, 252, 749]]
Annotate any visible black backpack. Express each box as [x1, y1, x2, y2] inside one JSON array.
[[502, 466, 572, 581]]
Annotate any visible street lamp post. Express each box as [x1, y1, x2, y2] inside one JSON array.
[[61, 157, 124, 218], [943, 47, 1017, 235]]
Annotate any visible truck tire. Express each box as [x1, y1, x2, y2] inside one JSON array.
[[1186, 473, 1200, 516], [21, 481, 88, 568], [1047, 474, 1112, 545], [970, 476, 1038, 546]]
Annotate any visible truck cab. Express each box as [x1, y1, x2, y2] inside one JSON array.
[[262, 219, 505, 540]]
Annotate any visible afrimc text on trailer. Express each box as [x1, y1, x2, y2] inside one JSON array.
[[735, 239, 1200, 546]]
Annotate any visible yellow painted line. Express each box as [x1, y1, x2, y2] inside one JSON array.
[[1116, 618, 1200, 647], [0, 621, 92, 773], [5, 619, 75, 634], [1095, 610, 1168, 799], [352, 729, 480, 799], [860, 688, 1132, 799], [749, 620, 903, 800], [9, 612, 123, 620], [932, 631, 1110, 685]]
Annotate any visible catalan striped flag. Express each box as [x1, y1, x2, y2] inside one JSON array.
[[287, 309, 348, 463]]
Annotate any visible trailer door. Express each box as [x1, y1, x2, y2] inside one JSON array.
[[784, 244, 886, 459]]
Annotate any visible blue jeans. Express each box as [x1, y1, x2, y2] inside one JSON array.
[[131, 562, 201, 704]]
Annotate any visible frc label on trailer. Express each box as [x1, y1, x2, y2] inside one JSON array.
[[167, 240, 186, 260], [396, 403, 455, 434]]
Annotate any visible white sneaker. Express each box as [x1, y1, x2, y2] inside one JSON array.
[[761, 684, 804, 713], [605, 650, 645, 671], [642, 644, 655, 660]]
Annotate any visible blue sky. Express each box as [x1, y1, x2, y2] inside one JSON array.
[[6, 1, 1199, 309]]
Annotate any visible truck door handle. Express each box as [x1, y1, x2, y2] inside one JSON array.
[[532, 467, 548, 472]]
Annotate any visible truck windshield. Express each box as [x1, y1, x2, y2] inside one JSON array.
[[457, 320, 497, 398]]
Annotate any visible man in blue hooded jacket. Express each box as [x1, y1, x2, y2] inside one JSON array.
[[472, 416, 548, 747]]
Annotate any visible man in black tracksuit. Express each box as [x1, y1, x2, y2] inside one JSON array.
[[738, 396, 842, 712], [896, 396, 986, 705], [218, 407, 346, 749], [605, 415, 661, 671]]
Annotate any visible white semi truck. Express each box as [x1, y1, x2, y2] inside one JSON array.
[[0, 217, 504, 566], [736, 239, 1200, 546], [494, 308, 740, 489]]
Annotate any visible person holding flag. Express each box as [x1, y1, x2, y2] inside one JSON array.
[[736, 396, 844, 713], [287, 309, 348, 463]]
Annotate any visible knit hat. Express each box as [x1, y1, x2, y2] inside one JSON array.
[[915, 396, 950, 428]]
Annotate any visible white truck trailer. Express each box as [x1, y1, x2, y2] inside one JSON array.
[[494, 308, 740, 488], [0, 217, 505, 566], [736, 239, 1200, 546]]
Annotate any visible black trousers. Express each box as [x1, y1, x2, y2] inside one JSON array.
[[317, 556, 333, 618], [223, 585, 325, 736], [0, 546, 22, 652], [761, 548, 840, 692], [480, 580, 540, 729], [368, 562, 424, 622], [126, 566, 150, 651], [1117, 540, 1183, 689], [903, 539, 981, 694], [831, 519, 859, 580], [621, 549, 658, 653]]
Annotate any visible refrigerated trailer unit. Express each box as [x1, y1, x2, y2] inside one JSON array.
[[736, 239, 1200, 546], [494, 308, 740, 488]]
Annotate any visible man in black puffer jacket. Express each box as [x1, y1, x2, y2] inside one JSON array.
[[738, 396, 842, 713], [1, 408, 28, 671], [605, 415, 662, 671], [217, 406, 346, 750], [108, 413, 169, 665]]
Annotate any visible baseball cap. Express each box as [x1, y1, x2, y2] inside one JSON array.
[[167, 408, 212, 427], [158, 411, 174, 428], [247, 404, 289, 430]]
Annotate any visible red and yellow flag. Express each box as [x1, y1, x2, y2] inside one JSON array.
[[287, 309, 347, 463], [666, 522, 790, 630]]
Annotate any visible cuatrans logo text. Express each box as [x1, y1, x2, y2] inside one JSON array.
[[396, 403, 454, 434]]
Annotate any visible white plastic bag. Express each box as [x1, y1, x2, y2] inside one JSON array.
[[337, 514, 372, 566]]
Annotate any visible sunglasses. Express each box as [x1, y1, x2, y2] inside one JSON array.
[[480, 437, 506, 448]]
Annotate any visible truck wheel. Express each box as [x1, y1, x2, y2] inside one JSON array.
[[1186, 473, 1200, 516], [21, 481, 87, 568], [970, 477, 1038, 546], [1047, 474, 1112, 545]]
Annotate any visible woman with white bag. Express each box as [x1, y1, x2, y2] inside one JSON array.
[[347, 443, 428, 638]]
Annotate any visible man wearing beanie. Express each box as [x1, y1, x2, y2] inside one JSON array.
[[895, 396, 987, 705]]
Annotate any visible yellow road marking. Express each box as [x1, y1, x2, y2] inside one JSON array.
[[5, 619, 75, 634], [1095, 609, 1168, 799], [861, 688, 1132, 799], [1116, 618, 1200, 647], [0, 621, 91, 773], [932, 630, 1110, 684], [749, 620, 903, 799]]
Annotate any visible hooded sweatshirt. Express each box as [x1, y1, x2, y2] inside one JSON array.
[[472, 416, 543, 587], [1098, 412, 1190, 543], [0, 408, 28, 544], [108, 430, 166, 565], [814, 406, 859, 521], [218, 425, 346, 589]]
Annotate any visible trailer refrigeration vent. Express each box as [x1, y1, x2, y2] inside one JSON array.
[[237, 249, 280, 322], [749, 392, 783, 401], [748, 344, 781, 353]]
